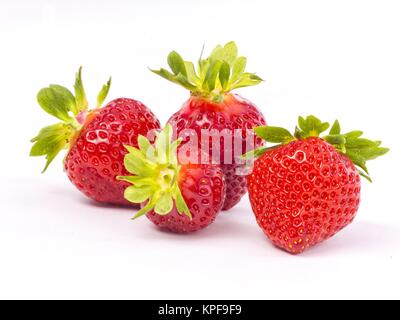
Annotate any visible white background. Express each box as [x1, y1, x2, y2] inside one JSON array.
[[0, 0, 399, 299]]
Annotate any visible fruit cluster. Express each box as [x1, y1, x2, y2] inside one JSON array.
[[30, 42, 388, 254]]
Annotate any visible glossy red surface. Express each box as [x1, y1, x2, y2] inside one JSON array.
[[168, 93, 266, 211], [146, 164, 226, 233], [65, 98, 161, 205], [247, 138, 361, 254]]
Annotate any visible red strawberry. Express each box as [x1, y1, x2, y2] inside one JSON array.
[[152, 42, 266, 211], [30, 68, 160, 205], [118, 125, 226, 233], [246, 116, 389, 254]]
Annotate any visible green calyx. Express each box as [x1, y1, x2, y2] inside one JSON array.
[[249, 115, 389, 182], [118, 125, 191, 220], [151, 41, 263, 103], [30, 67, 112, 172]]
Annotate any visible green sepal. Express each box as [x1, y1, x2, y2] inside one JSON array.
[[174, 185, 191, 219], [323, 120, 389, 181], [210, 42, 239, 65], [30, 123, 76, 172], [97, 77, 112, 107], [132, 195, 159, 220], [118, 125, 192, 220], [358, 170, 373, 183], [254, 126, 295, 144], [32, 67, 113, 172], [150, 68, 198, 91], [242, 146, 278, 160], [184, 61, 200, 85], [345, 131, 363, 140], [74, 67, 89, 113], [168, 51, 187, 77], [247, 115, 389, 182], [151, 41, 263, 101], [155, 124, 172, 164], [123, 147, 157, 176], [230, 73, 263, 90], [137, 134, 156, 161], [329, 120, 341, 135], [203, 60, 222, 92], [219, 61, 231, 90], [324, 134, 347, 153], [37, 85, 77, 122], [231, 57, 247, 83], [155, 193, 174, 215], [295, 115, 330, 138], [124, 185, 154, 203], [119, 176, 159, 188]]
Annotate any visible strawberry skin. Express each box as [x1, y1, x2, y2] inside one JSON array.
[[152, 42, 266, 212], [119, 125, 226, 233], [146, 164, 226, 233], [30, 69, 161, 206], [248, 138, 361, 253], [247, 116, 388, 254], [65, 98, 161, 205], [168, 94, 265, 211]]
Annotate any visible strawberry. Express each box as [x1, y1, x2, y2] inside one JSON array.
[[30, 68, 161, 205], [246, 116, 389, 254], [152, 42, 266, 211], [118, 125, 226, 233]]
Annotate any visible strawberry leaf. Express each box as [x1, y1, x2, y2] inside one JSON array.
[[248, 115, 389, 182], [358, 170, 373, 183], [296, 115, 330, 138], [329, 120, 341, 135], [184, 61, 200, 85], [120, 125, 192, 220], [151, 41, 262, 101], [174, 185, 192, 219], [168, 51, 187, 77], [124, 185, 153, 203], [219, 61, 231, 90], [155, 193, 174, 215], [74, 67, 89, 113], [137, 135, 156, 161], [230, 73, 263, 90], [254, 126, 295, 144], [151, 68, 197, 91], [124, 152, 155, 176], [345, 131, 364, 140], [203, 60, 222, 92], [97, 77, 112, 108], [231, 57, 247, 83], [37, 85, 76, 122], [30, 123, 75, 173], [323, 122, 389, 181], [221, 41, 238, 65], [133, 196, 159, 220], [32, 67, 113, 173], [242, 148, 262, 160]]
